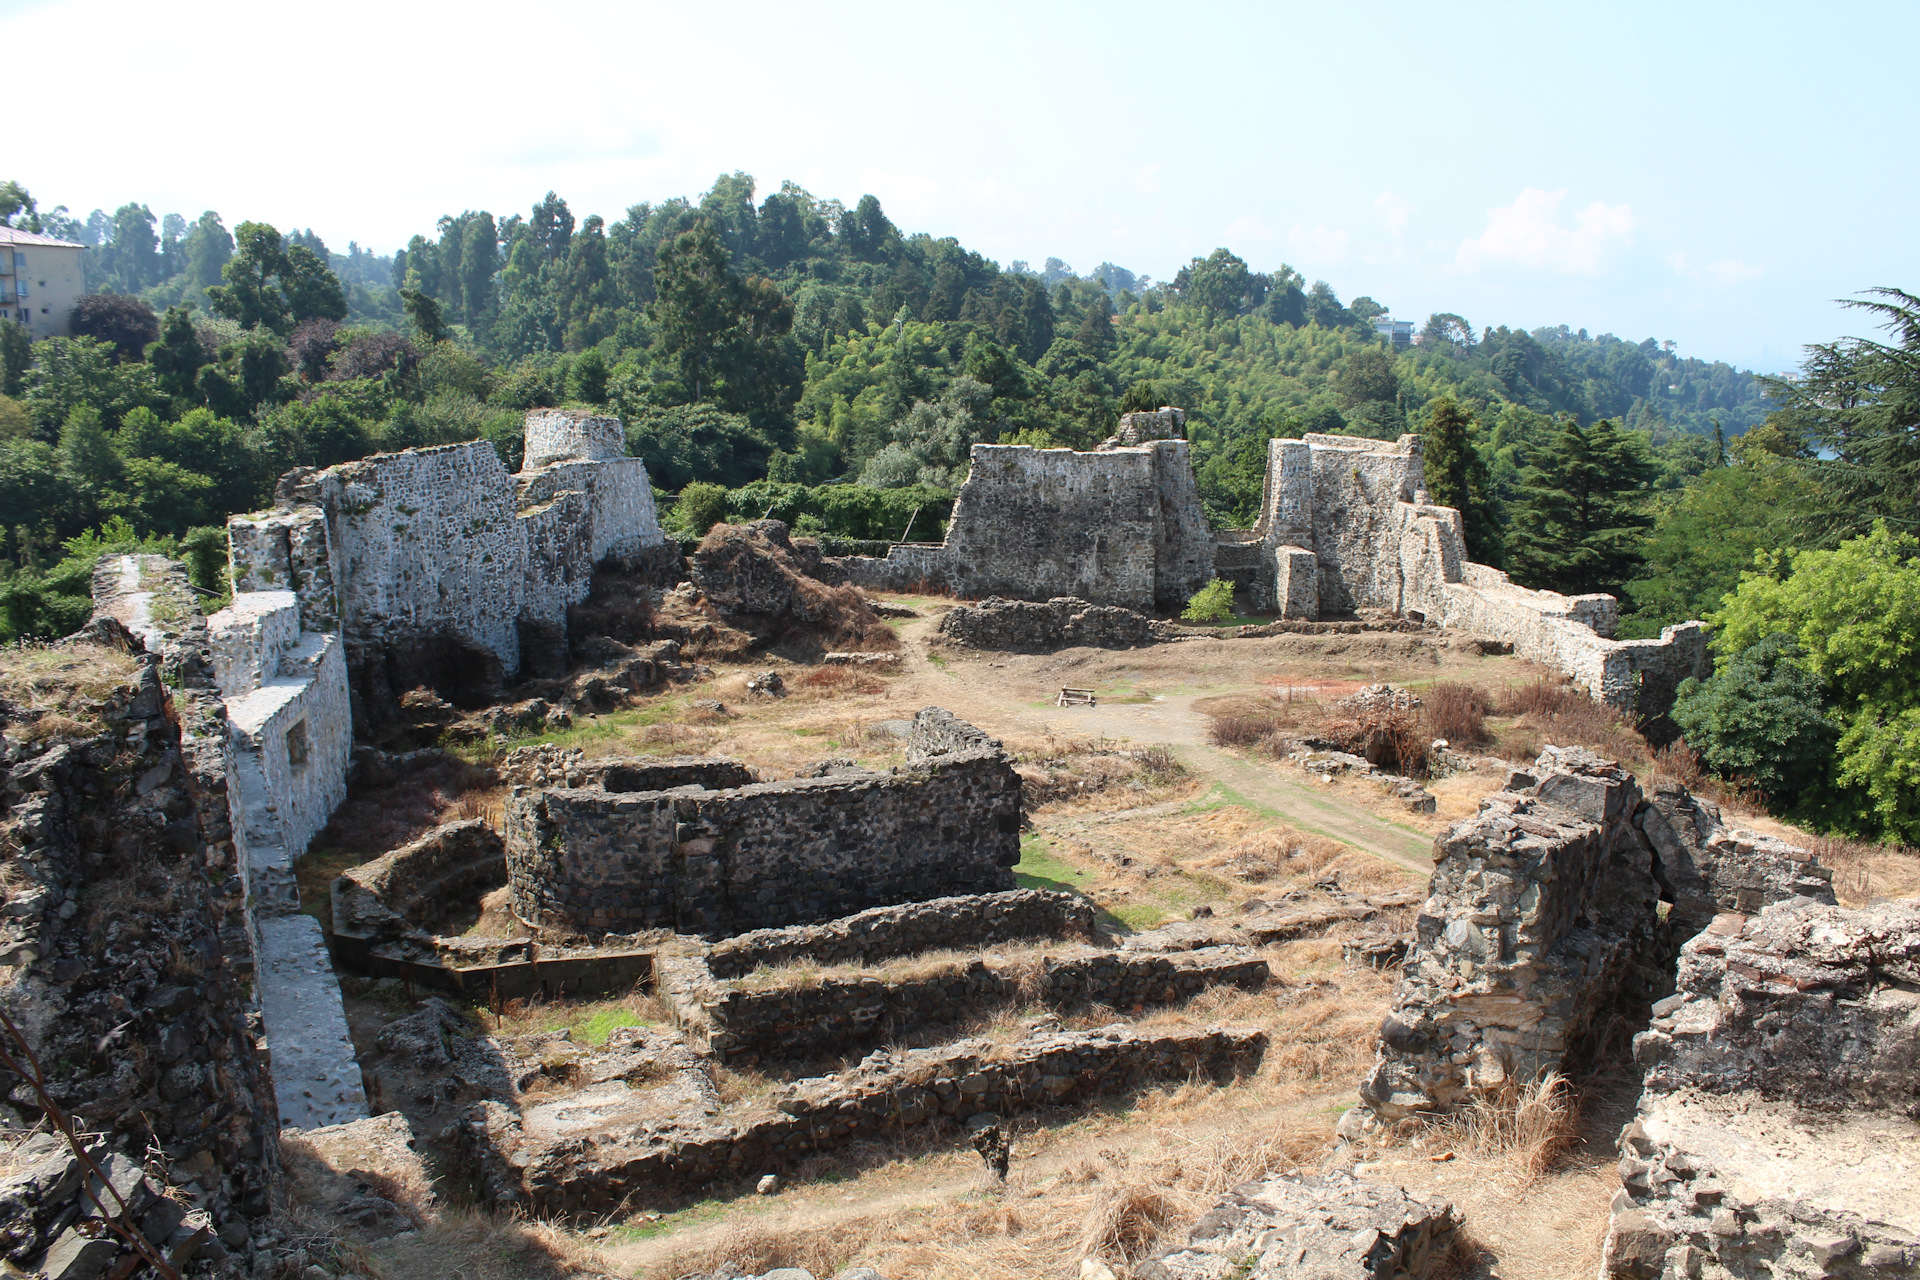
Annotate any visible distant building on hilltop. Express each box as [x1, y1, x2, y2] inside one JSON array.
[[1372, 315, 1414, 350], [0, 227, 85, 340]]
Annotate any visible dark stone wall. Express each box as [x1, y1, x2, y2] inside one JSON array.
[[505, 710, 1022, 938]]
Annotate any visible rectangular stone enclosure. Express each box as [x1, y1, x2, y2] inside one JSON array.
[[504, 709, 1023, 937]]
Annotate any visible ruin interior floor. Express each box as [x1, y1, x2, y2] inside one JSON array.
[[293, 600, 1914, 1280]]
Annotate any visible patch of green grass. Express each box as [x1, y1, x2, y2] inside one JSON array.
[[572, 1007, 644, 1046], [1110, 903, 1169, 930], [461, 694, 695, 758], [614, 1198, 729, 1241], [1014, 834, 1095, 893], [928, 652, 951, 672]]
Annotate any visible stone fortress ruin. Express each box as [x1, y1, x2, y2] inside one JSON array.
[[0, 399, 1905, 1280], [846, 408, 1710, 719]]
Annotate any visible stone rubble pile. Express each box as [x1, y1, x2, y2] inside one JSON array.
[[936, 596, 1171, 653], [1337, 684, 1424, 715], [1134, 1171, 1461, 1279], [1347, 747, 1834, 1133], [1601, 899, 1920, 1280]]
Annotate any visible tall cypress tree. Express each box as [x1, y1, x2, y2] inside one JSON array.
[[1504, 417, 1654, 597], [1420, 396, 1503, 566]]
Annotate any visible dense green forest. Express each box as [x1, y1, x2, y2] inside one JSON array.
[[3, 176, 1916, 842]]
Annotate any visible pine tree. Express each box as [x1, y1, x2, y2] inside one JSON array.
[[1504, 417, 1654, 597], [1420, 396, 1503, 566]]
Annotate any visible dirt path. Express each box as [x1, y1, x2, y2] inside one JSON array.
[[889, 621, 1434, 877]]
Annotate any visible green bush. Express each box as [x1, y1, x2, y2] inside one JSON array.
[[1182, 578, 1235, 623], [1671, 633, 1835, 808]]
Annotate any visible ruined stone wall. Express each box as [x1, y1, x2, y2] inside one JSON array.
[[669, 946, 1268, 1062], [934, 596, 1167, 652], [331, 820, 505, 944], [227, 413, 664, 701], [0, 655, 279, 1262], [1228, 434, 1709, 719], [1115, 406, 1186, 444], [836, 441, 1213, 613], [705, 889, 1096, 977], [1603, 900, 1920, 1280], [466, 1023, 1266, 1214], [1348, 748, 1835, 1132], [506, 708, 1022, 936]]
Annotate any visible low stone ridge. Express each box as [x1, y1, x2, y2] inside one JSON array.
[[1137, 1171, 1461, 1279], [464, 1022, 1266, 1213], [331, 819, 505, 944], [1348, 747, 1835, 1132], [667, 946, 1269, 1063], [705, 889, 1097, 978], [505, 708, 1022, 937], [1602, 900, 1920, 1280], [687, 520, 898, 654], [936, 596, 1169, 652]]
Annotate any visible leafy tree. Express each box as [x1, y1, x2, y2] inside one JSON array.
[[1504, 417, 1653, 597], [0, 319, 31, 397], [1764, 288, 1920, 544], [181, 212, 235, 291], [1182, 578, 1235, 622], [669, 480, 731, 537], [146, 306, 206, 400], [1671, 633, 1835, 809], [650, 221, 739, 402], [401, 288, 451, 344], [207, 222, 346, 336], [69, 294, 159, 362], [1712, 522, 1920, 841], [25, 337, 159, 431], [1621, 424, 1820, 635], [1335, 347, 1399, 409], [1420, 397, 1502, 565], [1175, 249, 1259, 316]]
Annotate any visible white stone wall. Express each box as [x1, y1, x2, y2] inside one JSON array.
[[524, 408, 625, 466], [205, 590, 364, 1130], [227, 418, 664, 686]]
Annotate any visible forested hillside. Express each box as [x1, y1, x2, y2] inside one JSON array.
[[8, 174, 1920, 841]]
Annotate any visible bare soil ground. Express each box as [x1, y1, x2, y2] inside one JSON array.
[[271, 592, 1917, 1280]]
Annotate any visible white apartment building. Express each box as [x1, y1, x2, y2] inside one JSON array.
[[0, 227, 86, 339]]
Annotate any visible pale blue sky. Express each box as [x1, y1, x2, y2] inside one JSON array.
[[6, 0, 1910, 370]]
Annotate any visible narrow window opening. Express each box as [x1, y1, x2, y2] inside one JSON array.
[[285, 719, 310, 771]]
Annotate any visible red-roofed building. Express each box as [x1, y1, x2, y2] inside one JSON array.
[[0, 226, 85, 340]]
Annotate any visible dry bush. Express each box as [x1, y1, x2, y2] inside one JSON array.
[[1493, 677, 1648, 767], [316, 754, 498, 861], [1424, 682, 1492, 746], [1649, 741, 1766, 815], [1433, 1072, 1579, 1188], [1803, 833, 1920, 906], [1077, 1182, 1183, 1266], [796, 666, 885, 697], [1209, 712, 1288, 748], [1299, 703, 1429, 778]]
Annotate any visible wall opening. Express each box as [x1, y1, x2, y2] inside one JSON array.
[[285, 718, 310, 772]]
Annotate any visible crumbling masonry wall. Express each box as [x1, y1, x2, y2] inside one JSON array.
[[838, 440, 1214, 613], [1348, 748, 1834, 1132], [505, 709, 1022, 936], [1603, 900, 1920, 1280], [1229, 432, 1709, 718], [226, 411, 663, 717]]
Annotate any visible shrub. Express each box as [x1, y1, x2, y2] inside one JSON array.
[[1182, 577, 1235, 623], [1209, 713, 1285, 747], [1424, 682, 1491, 745], [1671, 633, 1835, 810]]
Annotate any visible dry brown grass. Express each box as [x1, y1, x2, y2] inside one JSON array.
[[1805, 833, 1920, 906], [794, 666, 886, 698], [1430, 1072, 1580, 1189], [0, 642, 141, 741], [1424, 682, 1493, 746], [376, 1206, 615, 1280], [1491, 676, 1650, 767]]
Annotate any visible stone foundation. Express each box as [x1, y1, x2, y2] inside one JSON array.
[[505, 708, 1022, 937], [664, 945, 1269, 1063], [705, 889, 1097, 978], [464, 1023, 1267, 1214], [1602, 900, 1920, 1279]]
